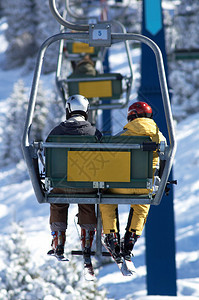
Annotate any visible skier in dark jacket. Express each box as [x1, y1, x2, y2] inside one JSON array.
[[47, 94, 101, 278]]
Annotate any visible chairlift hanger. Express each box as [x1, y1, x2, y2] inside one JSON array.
[[55, 18, 133, 110]]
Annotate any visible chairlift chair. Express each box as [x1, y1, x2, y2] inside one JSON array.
[[22, 0, 176, 259]]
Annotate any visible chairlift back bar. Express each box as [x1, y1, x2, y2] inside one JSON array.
[[43, 142, 144, 150], [64, 75, 121, 82]]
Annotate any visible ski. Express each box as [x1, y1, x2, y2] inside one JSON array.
[[123, 258, 136, 275], [101, 238, 131, 276], [84, 263, 96, 281], [47, 250, 69, 262]]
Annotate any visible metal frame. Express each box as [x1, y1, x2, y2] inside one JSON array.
[[22, 0, 176, 207], [55, 19, 133, 110], [22, 28, 176, 206]]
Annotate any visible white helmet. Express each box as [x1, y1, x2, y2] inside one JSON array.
[[66, 94, 89, 120]]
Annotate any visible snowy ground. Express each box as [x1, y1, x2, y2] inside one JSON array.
[[0, 15, 199, 300]]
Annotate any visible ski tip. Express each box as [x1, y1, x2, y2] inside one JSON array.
[[47, 252, 69, 261], [84, 273, 96, 281], [84, 264, 96, 281], [57, 256, 69, 262]]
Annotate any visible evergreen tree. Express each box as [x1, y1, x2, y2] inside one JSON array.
[[173, 1, 199, 50], [0, 0, 3, 18], [30, 81, 49, 142], [0, 80, 29, 165], [169, 1, 199, 120], [3, 0, 37, 68], [34, 0, 63, 74], [0, 222, 40, 299], [0, 79, 49, 166], [0, 223, 106, 299], [43, 90, 65, 138]]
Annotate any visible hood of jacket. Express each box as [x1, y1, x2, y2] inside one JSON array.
[[49, 120, 94, 136], [48, 119, 102, 140], [122, 118, 165, 144]]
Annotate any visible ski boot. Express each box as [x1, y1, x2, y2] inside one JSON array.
[[47, 231, 66, 258], [104, 232, 122, 263], [121, 230, 140, 261], [81, 228, 95, 280]]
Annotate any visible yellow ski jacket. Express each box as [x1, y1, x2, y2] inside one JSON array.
[[109, 117, 166, 195]]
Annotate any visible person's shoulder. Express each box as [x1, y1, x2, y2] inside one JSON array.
[[49, 122, 65, 133]]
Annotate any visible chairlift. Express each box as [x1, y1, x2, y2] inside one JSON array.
[[55, 2, 133, 110], [22, 0, 176, 258]]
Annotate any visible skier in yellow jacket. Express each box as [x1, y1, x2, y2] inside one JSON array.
[[100, 101, 166, 261]]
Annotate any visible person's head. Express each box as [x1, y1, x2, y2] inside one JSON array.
[[75, 55, 96, 76], [127, 101, 153, 122], [66, 94, 89, 120]]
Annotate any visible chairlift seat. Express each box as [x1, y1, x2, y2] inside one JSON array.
[[66, 41, 100, 56], [65, 73, 123, 100]]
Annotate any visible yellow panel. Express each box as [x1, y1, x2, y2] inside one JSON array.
[[79, 81, 112, 98], [72, 42, 95, 54], [67, 151, 130, 182]]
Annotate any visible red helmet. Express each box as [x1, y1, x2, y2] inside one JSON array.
[[127, 101, 153, 121]]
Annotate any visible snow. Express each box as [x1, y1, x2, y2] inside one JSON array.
[[0, 8, 199, 300]]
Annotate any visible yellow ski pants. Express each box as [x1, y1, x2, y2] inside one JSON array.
[[100, 204, 150, 236]]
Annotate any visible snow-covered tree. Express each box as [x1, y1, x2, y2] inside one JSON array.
[[3, 0, 64, 72], [0, 223, 106, 300], [172, 1, 199, 50], [2, 0, 37, 69], [30, 81, 50, 142], [0, 222, 40, 299], [168, 1, 199, 121], [0, 79, 49, 166], [33, 0, 63, 74], [42, 92, 65, 138], [0, 80, 29, 165], [0, 0, 3, 18]]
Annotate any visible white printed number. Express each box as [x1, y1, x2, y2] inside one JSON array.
[[93, 29, 108, 40]]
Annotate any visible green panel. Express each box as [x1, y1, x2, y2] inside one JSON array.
[[45, 135, 154, 190], [50, 148, 67, 178], [131, 149, 148, 179], [68, 81, 79, 96], [67, 73, 123, 100]]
